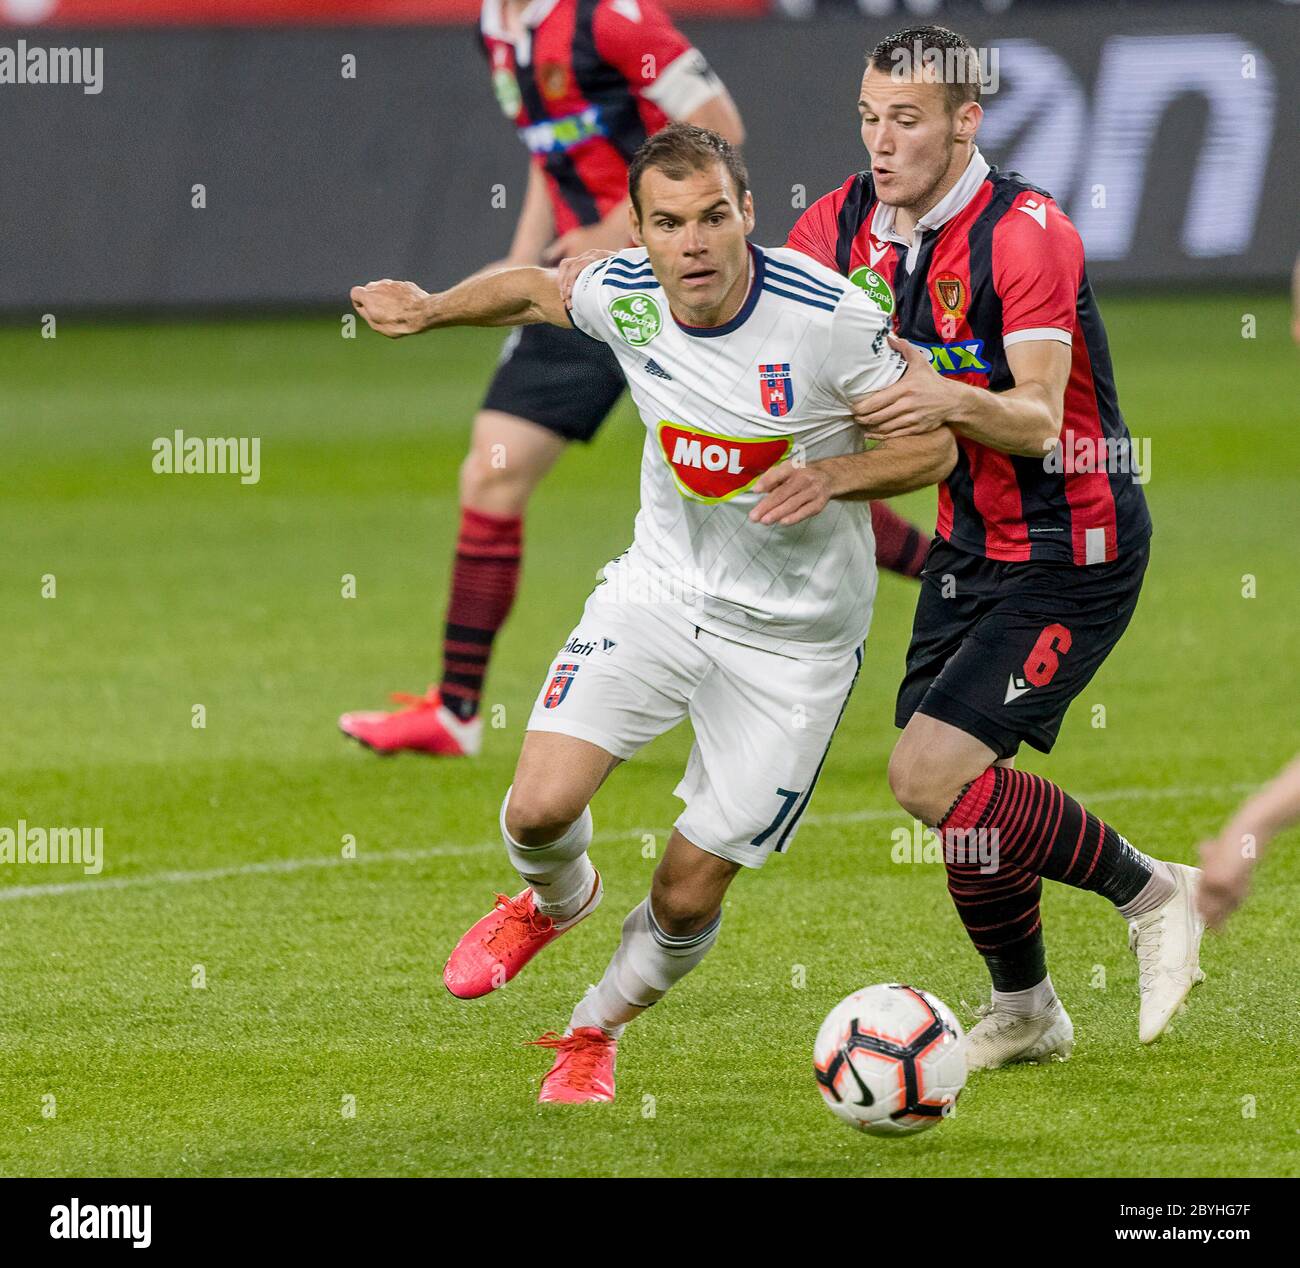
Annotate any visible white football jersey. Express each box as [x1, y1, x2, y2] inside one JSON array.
[[567, 243, 904, 659]]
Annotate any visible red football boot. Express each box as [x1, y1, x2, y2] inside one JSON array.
[[339, 688, 482, 757], [531, 1028, 618, 1104], [442, 876, 602, 1000]]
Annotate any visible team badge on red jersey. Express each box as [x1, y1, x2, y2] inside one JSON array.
[[933, 273, 967, 319], [543, 663, 581, 709], [758, 363, 795, 418], [539, 62, 570, 100]]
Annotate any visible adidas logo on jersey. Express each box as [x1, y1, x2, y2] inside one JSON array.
[[643, 358, 673, 380], [657, 421, 791, 503]]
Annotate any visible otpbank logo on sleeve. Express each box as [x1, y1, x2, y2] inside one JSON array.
[[609, 293, 662, 346], [657, 421, 791, 503]]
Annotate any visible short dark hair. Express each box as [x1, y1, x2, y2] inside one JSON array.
[[868, 24, 982, 112], [628, 123, 750, 220]]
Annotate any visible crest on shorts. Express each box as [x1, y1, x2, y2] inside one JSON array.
[[933, 272, 967, 319], [758, 363, 795, 418], [543, 662, 581, 709]]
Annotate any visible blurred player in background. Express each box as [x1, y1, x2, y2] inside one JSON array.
[[340, 0, 930, 760], [786, 25, 1201, 1065], [351, 125, 955, 1103], [1198, 755, 1300, 929], [338, 0, 743, 758]]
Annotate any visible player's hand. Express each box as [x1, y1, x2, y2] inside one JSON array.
[[558, 250, 617, 306], [350, 279, 434, 338], [749, 460, 834, 526], [543, 222, 628, 267], [1196, 834, 1254, 930], [854, 335, 962, 438]]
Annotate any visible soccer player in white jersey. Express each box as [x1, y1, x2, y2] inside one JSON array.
[[351, 125, 955, 1104]]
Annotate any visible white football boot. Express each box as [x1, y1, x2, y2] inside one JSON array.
[[965, 997, 1074, 1071], [1128, 862, 1206, 1043]]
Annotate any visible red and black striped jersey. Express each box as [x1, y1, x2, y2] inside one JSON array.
[[479, 0, 720, 237], [786, 154, 1152, 567]]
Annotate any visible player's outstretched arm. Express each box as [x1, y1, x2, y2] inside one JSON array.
[[1197, 753, 1300, 930], [854, 336, 1067, 458], [750, 428, 956, 527], [349, 266, 571, 339]]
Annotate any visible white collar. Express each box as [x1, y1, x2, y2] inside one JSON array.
[[481, 0, 562, 42], [870, 148, 991, 263]]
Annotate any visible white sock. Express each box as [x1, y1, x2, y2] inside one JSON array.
[[499, 788, 596, 922], [992, 974, 1058, 1018], [569, 897, 721, 1038], [1117, 859, 1177, 920]]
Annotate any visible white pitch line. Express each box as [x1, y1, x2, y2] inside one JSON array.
[[0, 781, 1257, 904]]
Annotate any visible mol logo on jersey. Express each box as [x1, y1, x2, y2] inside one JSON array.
[[657, 422, 791, 503], [917, 340, 991, 376]]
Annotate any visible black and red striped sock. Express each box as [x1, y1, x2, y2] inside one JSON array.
[[439, 506, 523, 722], [938, 766, 1154, 987], [945, 859, 1047, 991], [870, 501, 929, 578]]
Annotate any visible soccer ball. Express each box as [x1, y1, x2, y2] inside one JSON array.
[[813, 983, 967, 1136]]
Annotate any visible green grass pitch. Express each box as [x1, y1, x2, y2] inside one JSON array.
[[1, 292, 1296, 1177]]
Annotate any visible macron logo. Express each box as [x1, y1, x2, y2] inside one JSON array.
[[611, 0, 641, 20], [868, 240, 890, 268], [50, 1200, 151, 1249], [1018, 198, 1048, 230], [1004, 674, 1032, 704]]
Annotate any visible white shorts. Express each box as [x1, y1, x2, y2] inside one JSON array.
[[526, 590, 863, 869]]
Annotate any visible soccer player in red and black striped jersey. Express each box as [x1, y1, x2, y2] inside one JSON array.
[[340, 0, 748, 757], [783, 26, 1205, 1063]]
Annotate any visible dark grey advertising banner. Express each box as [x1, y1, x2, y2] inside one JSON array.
[[0, 1, 1294, 313]]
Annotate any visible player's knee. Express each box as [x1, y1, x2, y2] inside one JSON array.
[[649, 874, 721, 939], [459, 448, 531, 516], [888, 743, 953, 827], [504, 786, 587, 848]]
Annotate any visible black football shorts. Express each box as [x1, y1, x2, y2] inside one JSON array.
[[895, 537, 1150, 759], [481, 322, 625, 443]]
